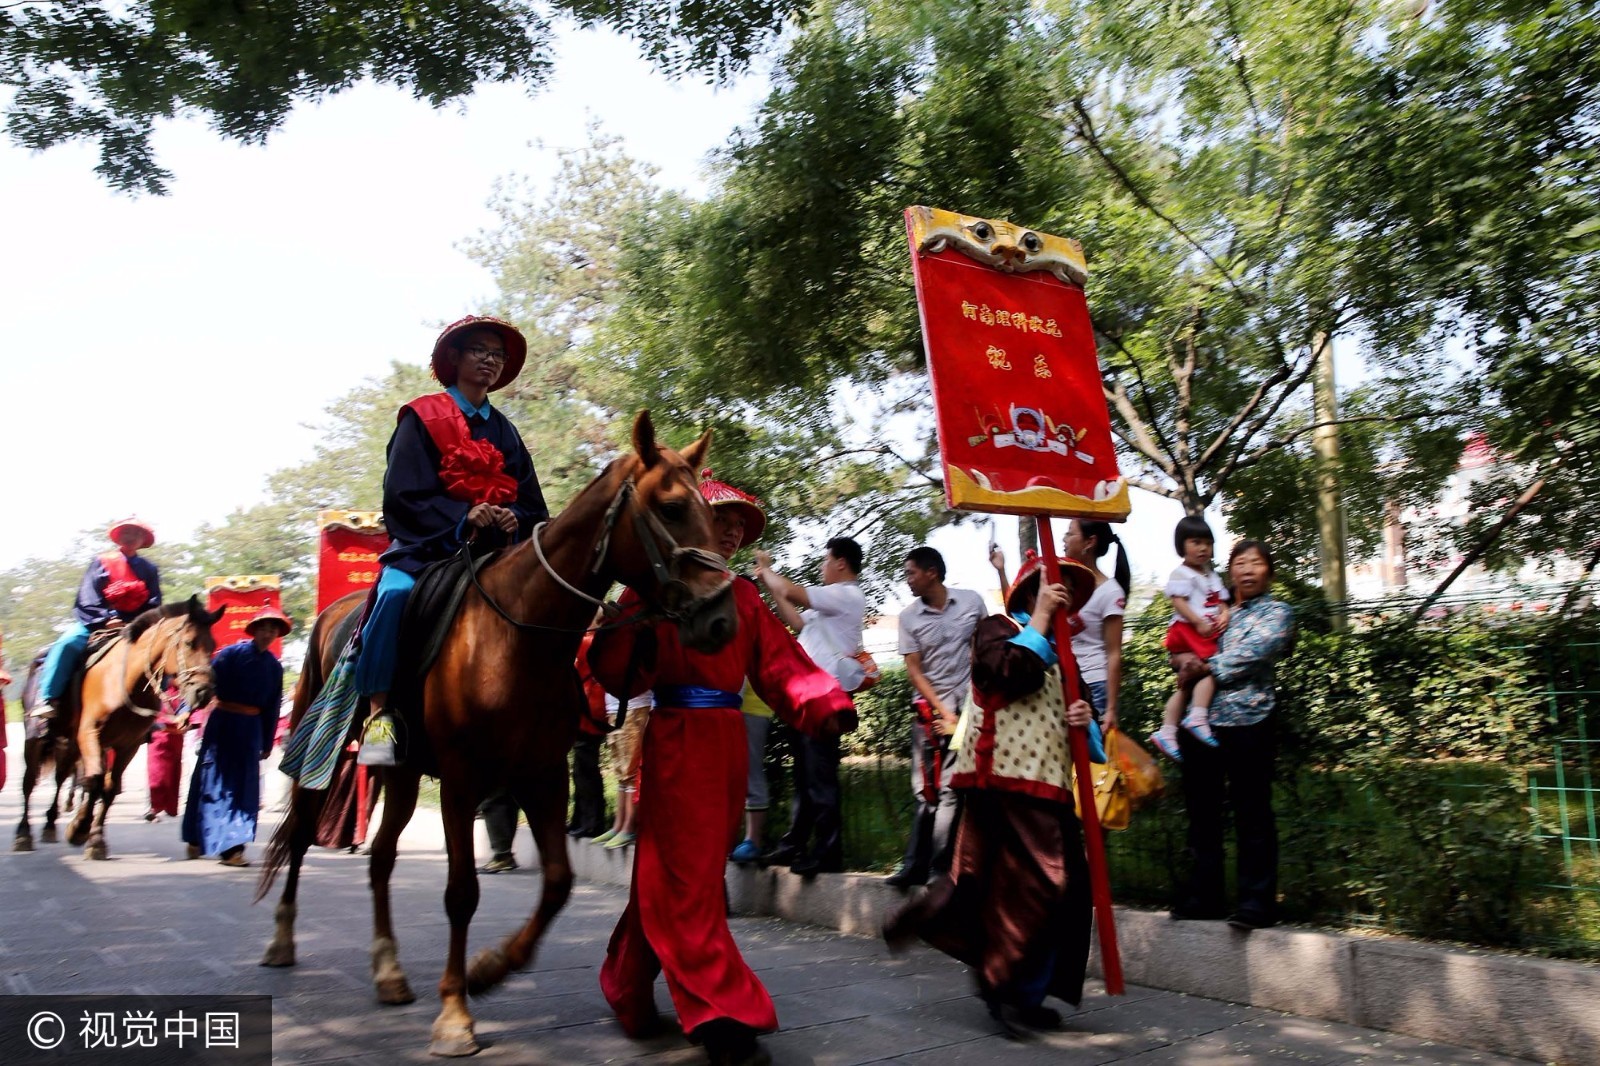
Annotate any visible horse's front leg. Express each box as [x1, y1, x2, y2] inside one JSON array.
[[83, 752, 127, 861], [429, 772, 482, 1058], [369, 767, 420, 1004], [468, 767, 573, 994]]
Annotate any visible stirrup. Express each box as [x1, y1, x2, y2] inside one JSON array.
[[357, 712, 401, 767]]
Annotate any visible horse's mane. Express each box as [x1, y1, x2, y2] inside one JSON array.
[[124, 602, 187, 644]]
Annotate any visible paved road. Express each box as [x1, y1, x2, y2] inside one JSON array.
[[2, 725, 1529, 1064]]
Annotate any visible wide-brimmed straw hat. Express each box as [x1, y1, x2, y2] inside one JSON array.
[[245, 606, 294, 636], [108, 517, 155, 550], [430, 315, 527, 392], [1005, 550, 1098, 617], [698, 470, 766, 549]]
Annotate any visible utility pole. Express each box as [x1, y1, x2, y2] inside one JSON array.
[[1312, 331, 1348, 628]]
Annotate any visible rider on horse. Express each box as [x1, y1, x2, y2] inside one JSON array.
[[356, 315, 549, 764], [33, 518, 161, 721]]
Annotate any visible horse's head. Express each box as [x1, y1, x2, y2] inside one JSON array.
[[128, 595, 224, 710], [604, 411, 738, 653]]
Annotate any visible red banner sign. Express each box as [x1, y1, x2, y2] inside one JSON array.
[[317, 511, 389, 613], [204, 577, 284, 657], [905, 206, 1130, 521]]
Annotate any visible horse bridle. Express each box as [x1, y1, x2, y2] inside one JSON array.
[[471, 475, 732, 634], [118, 615, 208, 715]]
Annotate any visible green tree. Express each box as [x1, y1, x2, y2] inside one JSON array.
[[1, 0, 805, 193], [589, 0, 1483, 582]]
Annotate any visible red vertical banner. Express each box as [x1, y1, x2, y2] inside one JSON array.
[[317, 510, 389, 613], [905, 206, 1130, 520], [204, 576, 285, 656]]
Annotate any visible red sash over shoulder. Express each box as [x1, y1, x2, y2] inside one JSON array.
[[99, 551, 150, 613], [403, 393, 519, 506]]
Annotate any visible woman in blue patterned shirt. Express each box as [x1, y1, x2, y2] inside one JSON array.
[[1170, 540, 1295, 930]]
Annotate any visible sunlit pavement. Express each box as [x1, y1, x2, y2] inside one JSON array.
[[1, 724, 1530, 1064]]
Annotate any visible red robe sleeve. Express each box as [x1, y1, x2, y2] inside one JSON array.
[[587, 589, 658, 700], [740, 579, 856, 740]]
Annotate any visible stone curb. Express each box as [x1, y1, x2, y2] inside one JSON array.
[[566, 837, 1597, 1065]]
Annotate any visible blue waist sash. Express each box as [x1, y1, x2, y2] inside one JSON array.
[[653, 685, 744, 710]]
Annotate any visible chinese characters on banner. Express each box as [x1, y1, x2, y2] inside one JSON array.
[[203, 575, 284, 656], [316, 510, 389, 613], [904, 205, 1130, 521]]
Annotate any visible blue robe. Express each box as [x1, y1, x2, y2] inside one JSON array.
[[181, 641, 282, 855], [378, 400, 548, 575]]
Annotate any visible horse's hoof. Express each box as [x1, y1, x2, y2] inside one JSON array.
[[465, 947, 509, 996], [39, 827, 57, 844], [66, 824, 89, 847], [375, 976, 416, 1005], [260, 943, 296, 968], [12, 836, 33, 853], [85, 843, 108, 861], [427, 1022, 479, 1057]]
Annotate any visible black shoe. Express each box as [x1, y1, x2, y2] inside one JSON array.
[[1227, 910, 1275, 931], [479, 854, 517, 874], [790, 854, 843, 878], [760, 844, 800, 868], [1170, 899, 1228, 921], [696, 1019, 770, 1066], [1013, 1005, 1062, 1031], [883, 864, 927, 888]]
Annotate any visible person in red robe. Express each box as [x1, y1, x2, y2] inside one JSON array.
[[589, 514, 856, 1066], [144, 683, 186, 821]]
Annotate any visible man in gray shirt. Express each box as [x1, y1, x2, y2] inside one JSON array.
[[887, 546, 989, 887]]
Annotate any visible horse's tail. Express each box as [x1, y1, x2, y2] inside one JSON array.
[[254, 789, 299, 903], [256, 657, 325, 903]]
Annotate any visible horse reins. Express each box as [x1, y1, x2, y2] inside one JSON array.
[[466, 475, 730, 636]]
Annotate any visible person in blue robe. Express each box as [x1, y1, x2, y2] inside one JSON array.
[[182, 608, 290, 866], [35, 518, 162, 719]]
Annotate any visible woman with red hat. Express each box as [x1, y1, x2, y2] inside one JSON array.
[[182, 606, 293, 866], [33, 518, 161, 721], [352, 316, 549, 764], [884, 552, 1102, 1037]]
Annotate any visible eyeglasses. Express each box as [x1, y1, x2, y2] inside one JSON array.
[[461, 344, 507, 365]]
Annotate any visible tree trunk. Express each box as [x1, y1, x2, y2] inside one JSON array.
[[1312, 332, 1348, 627]]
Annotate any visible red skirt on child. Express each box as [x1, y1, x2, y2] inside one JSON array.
[[1164, 620, 1218, 659]]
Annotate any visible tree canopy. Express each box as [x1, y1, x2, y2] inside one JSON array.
[[1, 0, 805, 193]]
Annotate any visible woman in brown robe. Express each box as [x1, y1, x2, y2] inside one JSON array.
[[885, 552, 1100, 1035]]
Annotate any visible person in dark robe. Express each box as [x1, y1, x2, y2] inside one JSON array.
[[34, 518, 161, 720], [354, 315, 549, 764], [182, 607, 291, 866], [884, 553, 1102, 1036]]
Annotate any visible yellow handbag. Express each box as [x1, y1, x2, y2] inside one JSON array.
[[1071, 728, 1161, 832]]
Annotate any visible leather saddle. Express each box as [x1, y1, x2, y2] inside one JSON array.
[[22, 629, 127, 742]]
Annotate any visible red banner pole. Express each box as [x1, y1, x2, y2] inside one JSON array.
[[1037, 515, 1125, 995]]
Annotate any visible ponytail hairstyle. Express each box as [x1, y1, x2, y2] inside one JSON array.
[[1079, 520, 1131, 596]]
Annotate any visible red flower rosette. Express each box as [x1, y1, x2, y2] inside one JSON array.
[[438, 439, 519, 505], [104, 578, 151, 613]]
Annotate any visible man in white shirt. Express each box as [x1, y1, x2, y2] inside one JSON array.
[[754, 537, 866, 876], [888, 546, 989, 887]]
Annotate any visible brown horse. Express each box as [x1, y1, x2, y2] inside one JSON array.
[[13, 648, 78, 850], [14, 596, 222, 858], [257, 412, 737, 1057]]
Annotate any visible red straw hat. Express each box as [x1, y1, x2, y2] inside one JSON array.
[[698, 470, 766, 549], [1005, 550, 1097, 617], [107, 517, 155, 550], [245, 606, 294, 636], [430, 315, 528, 392]]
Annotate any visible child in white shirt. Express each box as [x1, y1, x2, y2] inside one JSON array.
[[1149, 516, 1230, 760]]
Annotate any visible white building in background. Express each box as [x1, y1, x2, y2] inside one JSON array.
[[1347, 434, 1587, 607]]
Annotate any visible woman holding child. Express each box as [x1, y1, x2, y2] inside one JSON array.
[[1170, 539, 1295, 930]]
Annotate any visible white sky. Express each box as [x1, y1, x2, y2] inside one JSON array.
[[0, 22, 1192, 607]]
